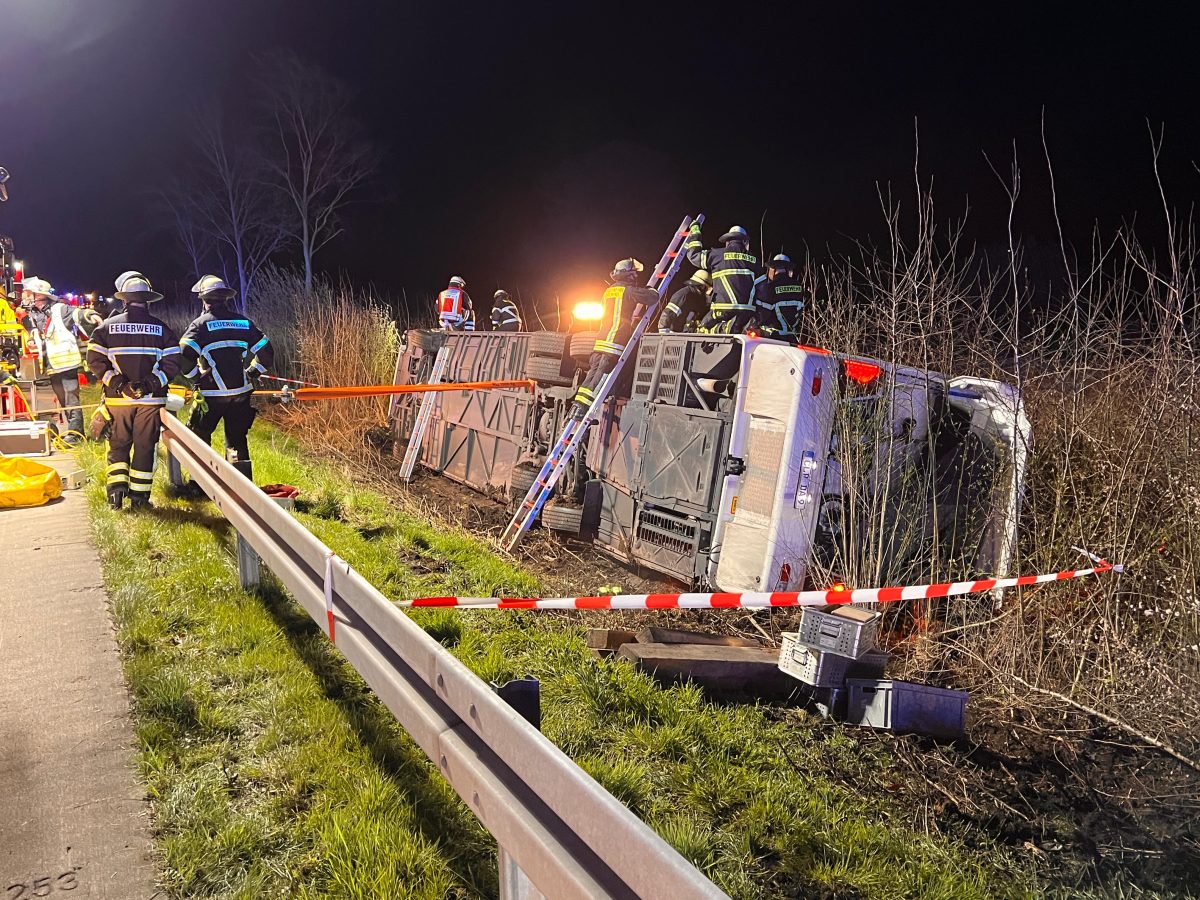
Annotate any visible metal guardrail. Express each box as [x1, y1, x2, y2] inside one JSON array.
[[159, 410, 727, 900]]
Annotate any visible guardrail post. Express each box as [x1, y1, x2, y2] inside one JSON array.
[[236, 494, 296, 591], [167, 449, 185, 488], [491, 677, 541, 730], [498, 847, 547, 900], [236, 531, 261, 590], [492, 676, 543, 899]]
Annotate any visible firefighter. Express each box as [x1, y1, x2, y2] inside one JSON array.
[[179, 275, 274, 485], [657, 270, 712, 333], [20, 276, 85, 442], [754, 253, 807, 342], [683, 223, 762, 334], [437, 276, 474, 331], [87, 271, 181, 510], [489, 289, 522, 332], [571, 258, 657, 419]]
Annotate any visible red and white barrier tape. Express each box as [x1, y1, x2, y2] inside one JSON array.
[[400, 550, 1122, 611], [324, 551, 337, 643]]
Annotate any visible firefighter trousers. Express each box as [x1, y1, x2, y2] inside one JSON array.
[[106, 404, 163, 501], [188, 395, 257, 462], [41, 369, 84, 437], [572, 350, 621, 417]]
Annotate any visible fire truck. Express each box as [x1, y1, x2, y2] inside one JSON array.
[[0, 166, 28, 379], [389, 319, 1030, 593]]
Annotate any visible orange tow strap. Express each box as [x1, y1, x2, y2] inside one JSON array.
[[253, 379, 537, 402]]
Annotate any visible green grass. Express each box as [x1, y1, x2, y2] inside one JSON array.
[[79, 412, 1036, 899]]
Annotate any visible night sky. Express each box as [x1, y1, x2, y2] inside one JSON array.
[[3, 0, 1199, 311]]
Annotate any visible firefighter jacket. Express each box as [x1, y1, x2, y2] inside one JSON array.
[[658, 282, 710, 332], [179, 307, 274, 399], [593, 282, 658, 356], [23, 299, 83, 374], [683, 230, 762, 317], [754, 273, 806, 337], [437, 287, 473, 328], [87, 305, 182, 406], [489, 299, 522, 332]]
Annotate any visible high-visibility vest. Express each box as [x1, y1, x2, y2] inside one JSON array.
[[438, 288, 465, 319], [44, 303, 82, 373]]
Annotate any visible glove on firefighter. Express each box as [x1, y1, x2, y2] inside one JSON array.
[[244, 368, 261, 389], [136, 377, 162, 397], [120, 380, 144, 400]]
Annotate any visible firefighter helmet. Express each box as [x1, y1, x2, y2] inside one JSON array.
[[191, 275, 237, 301], [719, 225, 749, 244], [449, 276, 466, 288], [22, 277, 54, 298], [769, 253, 794, 271], [114, 271, 163, 303], [493, 289, 510, 301], [610, 258, 644, 282], [688, 270, 711, 286]]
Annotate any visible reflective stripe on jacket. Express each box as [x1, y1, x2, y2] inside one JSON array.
[[180, 308, 274, 398], [593, 282, 657, 355], [44, 302, 83, 373], [683, 235, 761, 315], [86, 306, 182, 405]]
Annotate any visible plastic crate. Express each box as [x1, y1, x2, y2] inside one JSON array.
[[778, 632, 849, 687], [797, 604, 881, 659], [845, 678, 968, 738], [846, 649, 890, 679]]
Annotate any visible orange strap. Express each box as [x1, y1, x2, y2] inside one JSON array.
[[254, 379, 536, 402]]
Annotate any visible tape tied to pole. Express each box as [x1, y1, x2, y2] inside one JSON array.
[[324, 551, 337, 644], [400, 554, 1124, 610]]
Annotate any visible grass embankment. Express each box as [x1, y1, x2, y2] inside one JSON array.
[[81, 417, 1032, 899]]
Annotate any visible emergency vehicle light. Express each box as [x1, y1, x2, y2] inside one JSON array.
[[843, 360, 882, 386], [572, 301, 604, 322]]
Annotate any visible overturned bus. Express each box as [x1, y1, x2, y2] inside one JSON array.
[[389, 329, 1030, 593]]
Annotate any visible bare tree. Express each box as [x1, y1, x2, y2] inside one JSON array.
[[256, 51, 378, 292], [158, 176, 218, 281], [188, 108, 289, 307]]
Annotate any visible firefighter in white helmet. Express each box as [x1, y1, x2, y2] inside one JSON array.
[[179, 275, 274, 487], [570, 258, 657, 419], [754, 253, 806, 342], [437, 276, 475, 331], [20, 276, 85, 441], [683, 223, 762, 334], [86, 271, 182, 509]]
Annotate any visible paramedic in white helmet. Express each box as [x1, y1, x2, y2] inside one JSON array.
[[437, 275, 475, 330], [20, 276, 85, 441]]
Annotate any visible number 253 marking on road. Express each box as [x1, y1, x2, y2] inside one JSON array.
[[6, 870, 79, 898]]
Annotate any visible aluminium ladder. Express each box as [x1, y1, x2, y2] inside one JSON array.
[[499, 213, 704, 551], [398, 344, 452, 481]]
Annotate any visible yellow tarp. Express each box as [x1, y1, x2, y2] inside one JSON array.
[[0, 456, 62, 508]]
